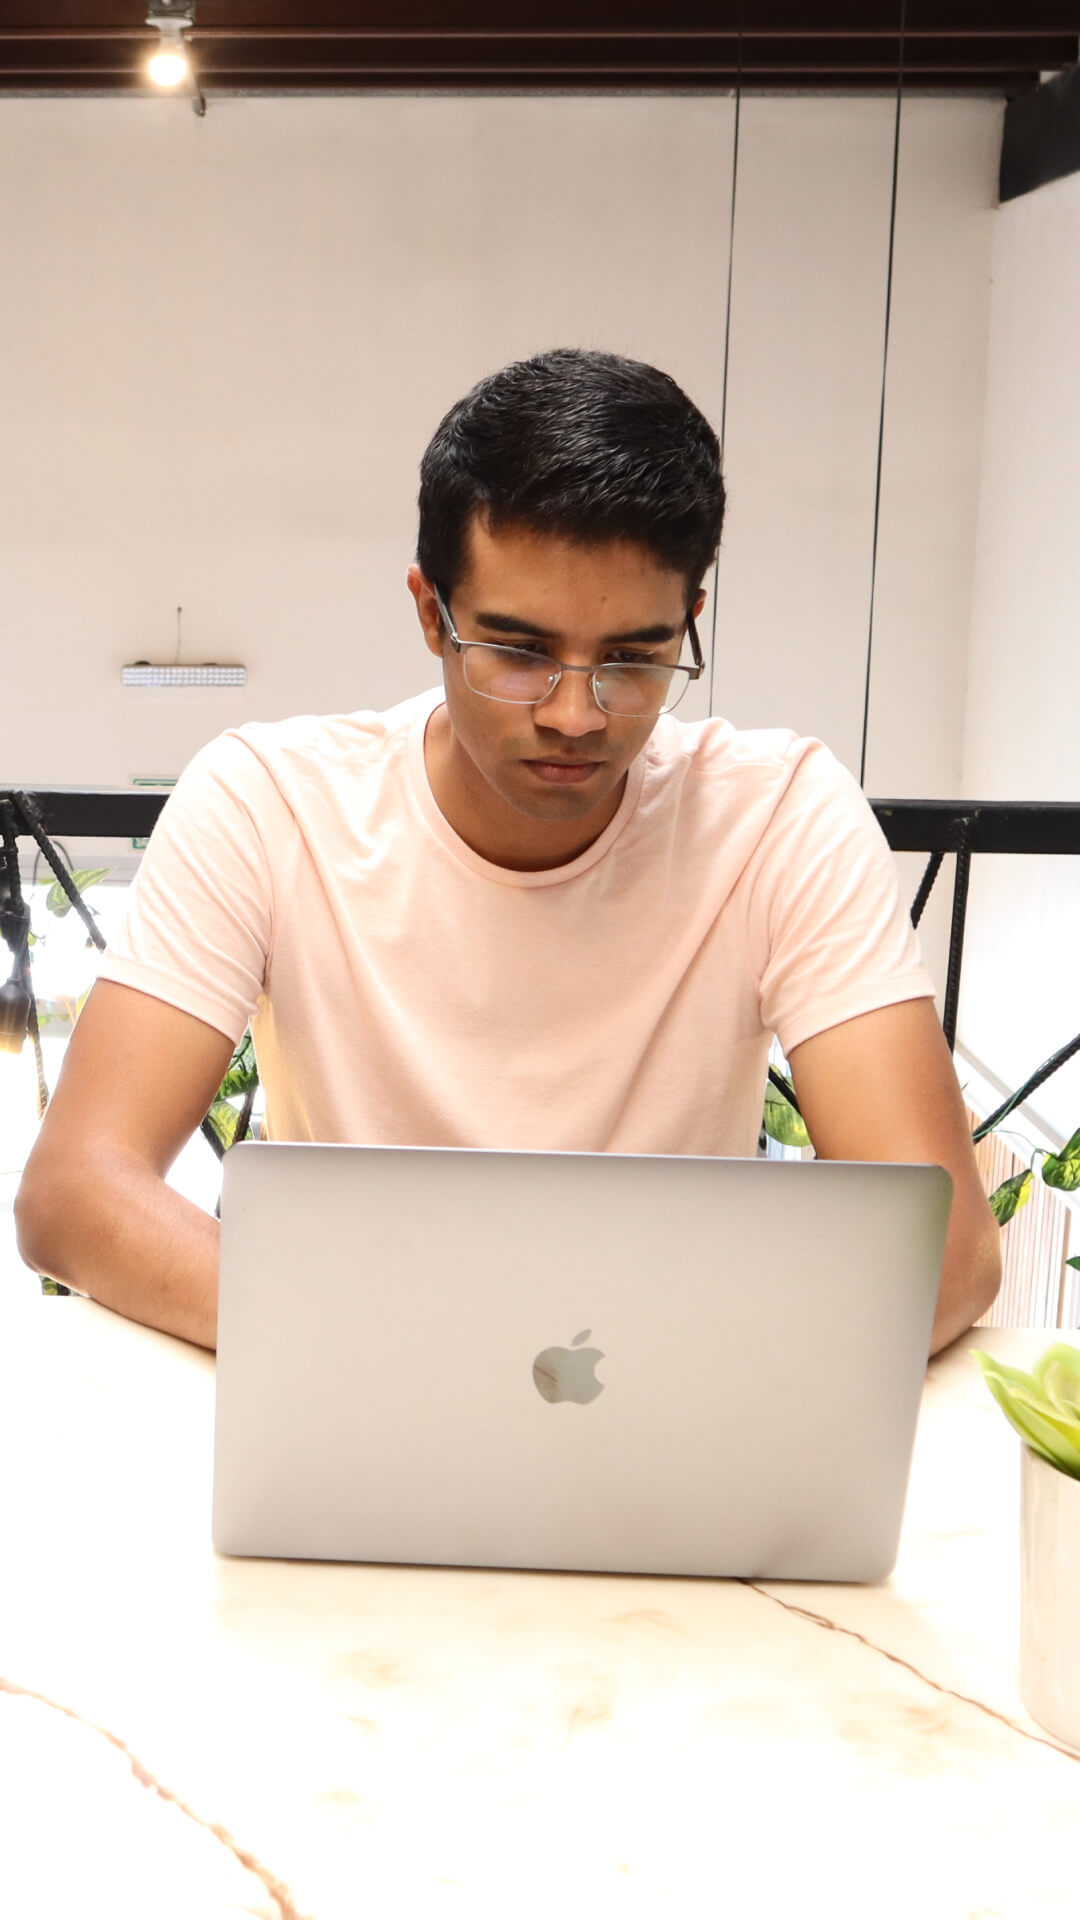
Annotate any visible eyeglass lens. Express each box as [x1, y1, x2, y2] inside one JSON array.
[[463, 645, 688, 716]]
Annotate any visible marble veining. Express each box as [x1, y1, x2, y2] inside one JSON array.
[[741, 1580, 1080, 1764], [0, 1673, 308, 1920]]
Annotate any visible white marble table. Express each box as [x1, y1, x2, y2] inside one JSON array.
[[2, 1216, 1079, 1920]]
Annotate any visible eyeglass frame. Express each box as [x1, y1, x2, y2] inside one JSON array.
[[430, 580, 706, 715]]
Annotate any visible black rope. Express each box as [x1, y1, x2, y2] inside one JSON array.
[[235, 1079, 258, 1146], [31, 838, 73, 894], [910, 849, 944, 928], [9, 791, 105, 952], [858, 0, 906, 788], [708, 0, 743, 719], [0, 799, 48, 1115], [1, 800, 28, 929], [941, 815, 972, 1055], [8, 791, 228, 1162], [972, 1032, 1080, 1145]]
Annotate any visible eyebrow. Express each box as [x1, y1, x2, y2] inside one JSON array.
[[472, 610, 684, 645]]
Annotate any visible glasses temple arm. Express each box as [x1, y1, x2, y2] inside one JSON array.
[[686, 611, 706, 677]]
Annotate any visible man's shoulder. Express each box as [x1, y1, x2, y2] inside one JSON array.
[[637, 717, 873, 888], [651, 712, 850, 805], [183, 687, 441, 792]]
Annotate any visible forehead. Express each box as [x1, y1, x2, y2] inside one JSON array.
[[457, 512, 686, 610]]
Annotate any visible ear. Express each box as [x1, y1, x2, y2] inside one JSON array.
[[407, 565, 445, 660], [692, 585, 708, 621]]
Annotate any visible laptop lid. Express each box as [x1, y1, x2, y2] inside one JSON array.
[[212, 1143, 951, 1582]]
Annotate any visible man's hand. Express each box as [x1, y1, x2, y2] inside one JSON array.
[[787, 998, 1001, 1357], [14, 980, 235, 1349]]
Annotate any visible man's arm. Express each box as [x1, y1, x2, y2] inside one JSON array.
[[14, 980, 235, 1350], [787, 998, 1002, 1357]]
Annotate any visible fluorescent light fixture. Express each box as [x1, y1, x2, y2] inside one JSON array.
[[122, 665, 246, 687]]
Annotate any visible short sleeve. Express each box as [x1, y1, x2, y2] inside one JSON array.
[[97, 731, 297, 1044], [746, 740, 937, 1056]]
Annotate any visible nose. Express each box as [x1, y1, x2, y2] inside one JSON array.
[[532, 666, 608, 739]]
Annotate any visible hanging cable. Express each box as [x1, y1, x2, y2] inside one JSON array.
[[708, 0, 743, 718], [858, 0, 906, 787]]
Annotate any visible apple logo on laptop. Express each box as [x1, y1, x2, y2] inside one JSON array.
[[532, 1329, 605, 1405]]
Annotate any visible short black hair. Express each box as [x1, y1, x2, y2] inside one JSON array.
[[416, 347, 725, 606]]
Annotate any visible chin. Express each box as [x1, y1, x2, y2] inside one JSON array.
[[502, 773, 617, 822]]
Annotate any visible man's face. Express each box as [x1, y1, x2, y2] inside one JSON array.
[[409, 518, 705, 855]]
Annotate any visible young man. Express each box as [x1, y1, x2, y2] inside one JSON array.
[[15, 349, 1000, 1353]]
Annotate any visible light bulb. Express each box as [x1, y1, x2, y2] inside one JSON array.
[[148, 31, 190, 88]]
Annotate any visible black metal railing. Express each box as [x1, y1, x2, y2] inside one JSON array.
[[872, 799, 1080, 1053], [4, 785, 1080, 1103]]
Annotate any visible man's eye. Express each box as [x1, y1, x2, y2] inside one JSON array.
[[608, 651, 659, 666]]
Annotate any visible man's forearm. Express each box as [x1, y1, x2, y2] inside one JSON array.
[[15, 1148, 220, 1351], [928, 1209, 1002, 1357]]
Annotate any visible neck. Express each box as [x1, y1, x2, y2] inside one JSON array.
[[423, 705, 627, 871]]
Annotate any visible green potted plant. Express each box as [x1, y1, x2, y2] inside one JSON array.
[[972, 1339, 1080, 1749]]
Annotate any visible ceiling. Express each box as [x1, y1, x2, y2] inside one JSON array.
[[1, 4, 1077, 100]]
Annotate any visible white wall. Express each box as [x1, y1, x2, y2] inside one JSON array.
[[3, 95, 737, 787], [719, 95, 1000, 801], [959, 169, 1080, 1145], [1, 94, 998, 835]]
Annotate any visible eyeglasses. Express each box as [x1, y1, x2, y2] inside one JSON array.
[[432, 583, 705, 718]]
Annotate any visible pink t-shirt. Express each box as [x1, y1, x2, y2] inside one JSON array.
[[99, 687, 935, 1156]]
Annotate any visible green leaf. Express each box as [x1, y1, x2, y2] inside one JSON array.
[[1068, 1257, 1080, 1273], [45, 868, 110, 917], [988, 1168, 1032, 1225], [1032, 1344, 1080, 1423], [216, 1030, 259, 1100], [206, 1099, 242, 1152], [762, 1077, 811, 1150], [1040, 1125, 1080, 1193], [971, 1350, 1080, 1479]]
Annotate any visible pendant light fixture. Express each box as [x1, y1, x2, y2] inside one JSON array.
[[146, 1, 206, 116]]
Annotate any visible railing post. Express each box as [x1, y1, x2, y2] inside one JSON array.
[[941, 815, 974, 1054]]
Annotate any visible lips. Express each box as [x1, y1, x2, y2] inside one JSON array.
[[523, 760, 603, 784]]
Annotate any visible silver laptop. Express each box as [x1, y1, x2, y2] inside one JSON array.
[[212, 1143, 951, 1582]]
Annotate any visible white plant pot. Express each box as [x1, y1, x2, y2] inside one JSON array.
[[1020, 1444, 1080, 1750]]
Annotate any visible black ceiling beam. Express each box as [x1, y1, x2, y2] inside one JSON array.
[[6, 3, 1080, 29], [1000, 63, 1080, 200], [0, 6, 1075, 97], [0, 75, 1049, 95], [4, 34, 1073, 71]]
